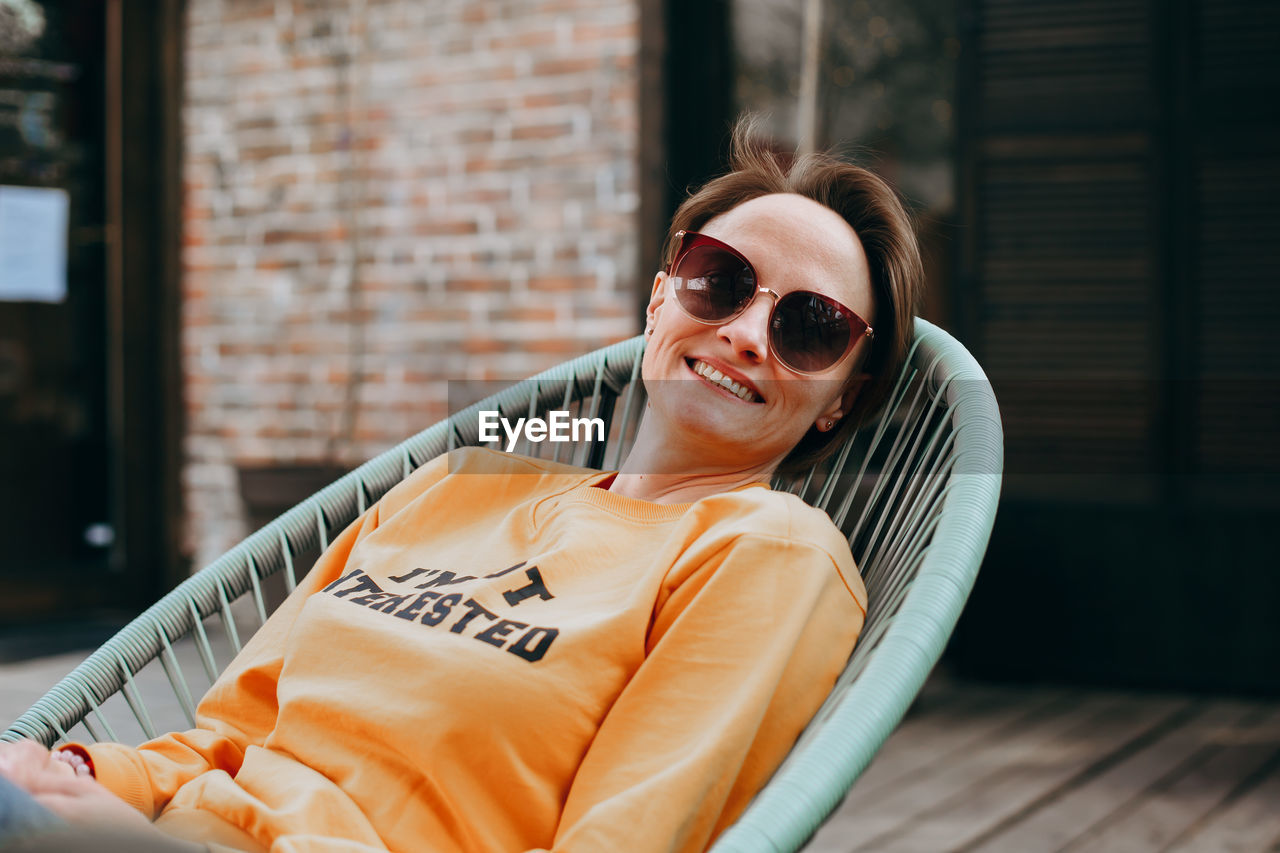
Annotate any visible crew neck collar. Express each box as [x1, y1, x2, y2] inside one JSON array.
[[565, 471, 769, 522]]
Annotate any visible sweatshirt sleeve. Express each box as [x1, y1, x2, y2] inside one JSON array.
[[77, 453, 458, 818], [542, 532, 866, 853]]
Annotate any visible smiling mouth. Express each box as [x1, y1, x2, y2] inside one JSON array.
[[687, 359, 762, 403]]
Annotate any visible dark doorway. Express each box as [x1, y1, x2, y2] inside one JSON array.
[[0, 2, 110, 587], [0, 0, 182, 627]]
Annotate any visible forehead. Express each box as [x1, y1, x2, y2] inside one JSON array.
[[700, 193, 872, 311]]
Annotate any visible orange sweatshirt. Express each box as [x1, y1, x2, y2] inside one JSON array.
[[78, 448, 866, 853]]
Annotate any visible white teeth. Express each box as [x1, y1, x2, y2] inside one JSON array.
[[691, 360, 759, 402]]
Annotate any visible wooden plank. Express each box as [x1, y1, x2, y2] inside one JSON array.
[[1060, 705, 1280, 852], [837, 686, 1067, 807], [863, 693, 1193, 853], [805, 686, 1067, 852], [822, 692, 1123, 850], [966, 700, 1257, 853], [1162, 729, 1280, 851]]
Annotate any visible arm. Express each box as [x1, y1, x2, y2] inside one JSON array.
[[76, 454, 457, 818], [545, 533, 865, 853], [77, 505, 383, 818], [0, 741, 201, 849]]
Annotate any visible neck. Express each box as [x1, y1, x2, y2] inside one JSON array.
[[609, 414, 776, 505]]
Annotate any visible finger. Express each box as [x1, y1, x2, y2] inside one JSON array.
[[0, 740, 54, 786], [0, 739, 50, 770], [30, 791, 81, 819], [17, 768, 99, 797], [33, 786, 152, 829], [43, 772, 99, 794], [47, 758, 77, 779], [1, 740, 50, 760], [49, 750, 86, 774]]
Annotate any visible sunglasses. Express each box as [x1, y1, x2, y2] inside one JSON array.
[[664, 230, 874, 375]]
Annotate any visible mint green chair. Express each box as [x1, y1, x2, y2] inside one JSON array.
[[3, 318, 1002, 852]]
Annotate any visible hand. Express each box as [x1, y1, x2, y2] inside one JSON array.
[[51, 748, 93, 778], [29, 774, 154, 831], [0, 740, 77, 793], [0, 740, 149, 831]]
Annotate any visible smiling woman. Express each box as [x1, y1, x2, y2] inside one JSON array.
[[0, 117, 924, 853], [617, 118, 922, 500], [626, 193, 879, 499]]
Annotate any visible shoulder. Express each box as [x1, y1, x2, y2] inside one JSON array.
[[688, 486, 850, 559], [677, 487, 867, 614]]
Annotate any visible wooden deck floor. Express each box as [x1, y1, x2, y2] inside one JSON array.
[[806, 676, 1280, 853]]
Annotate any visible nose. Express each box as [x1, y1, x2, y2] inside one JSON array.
[[717, 288, 777, 365]]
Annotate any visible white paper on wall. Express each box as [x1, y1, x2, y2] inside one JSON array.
[[0, 185, 69, 303]]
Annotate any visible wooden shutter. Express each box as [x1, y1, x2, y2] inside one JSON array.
[[962, 0, 1157, 501], [952, 0, 1280, 691]]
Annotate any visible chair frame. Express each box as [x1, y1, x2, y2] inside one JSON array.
[[3, 317, 1002, 852]]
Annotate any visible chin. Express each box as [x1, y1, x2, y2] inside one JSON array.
[[653, 398, 784, 463]]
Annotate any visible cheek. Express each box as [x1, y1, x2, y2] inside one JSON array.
[[791, 379, 837, 411], [647, 314, 703, 361], [639, 330, 684, 388], [639, 346, 659, 387]]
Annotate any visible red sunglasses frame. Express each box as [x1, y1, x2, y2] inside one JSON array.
[[664, 230, 874, 375]]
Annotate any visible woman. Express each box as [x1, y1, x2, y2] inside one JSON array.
[[0, 119, 922, 853]]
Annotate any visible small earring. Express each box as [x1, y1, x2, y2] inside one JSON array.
[[824, 419, 835, 431], [645, 328, 653, 337]]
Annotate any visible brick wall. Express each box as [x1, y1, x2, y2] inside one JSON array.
[[182, 0, 641, 569]]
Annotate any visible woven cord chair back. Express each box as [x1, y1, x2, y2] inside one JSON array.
[[2, 318, 1002, 853]]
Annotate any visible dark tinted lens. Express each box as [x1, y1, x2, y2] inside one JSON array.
[[672, 245, 756, 322], [771, 291, 853, 372]]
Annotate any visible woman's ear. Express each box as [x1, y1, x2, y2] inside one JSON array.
[[840, 372, 869, 414], [645, 272, 667, 333], [815, 373, 869, 431]]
